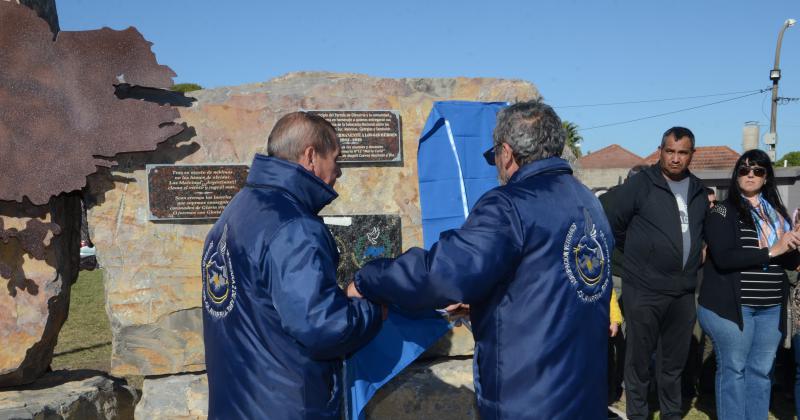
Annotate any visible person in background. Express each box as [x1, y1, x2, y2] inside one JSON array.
[[706, 187, 717, 208], [598, 173, 641, 411], [602, 127, 708, 420], [698, 149, 800, 420]]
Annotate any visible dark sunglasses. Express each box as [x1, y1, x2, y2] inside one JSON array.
[[737, 166, 766, 178], [483, 144, 501, 166]]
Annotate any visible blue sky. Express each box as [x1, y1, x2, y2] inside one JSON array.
[[58, 0, 800, 159]]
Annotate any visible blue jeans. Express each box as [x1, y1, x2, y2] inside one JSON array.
[[697, 305, 781, 420]]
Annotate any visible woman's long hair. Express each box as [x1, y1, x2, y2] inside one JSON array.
[[728, 149, 789, 227]]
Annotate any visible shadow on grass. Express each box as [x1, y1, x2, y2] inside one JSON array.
[[53, 342, 111, 358]]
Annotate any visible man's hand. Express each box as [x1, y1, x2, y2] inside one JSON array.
[[444, 303, 470, 319], [347, 282, 386, 320], [346, 281, 363, 299], [609, 322, 620, 338]]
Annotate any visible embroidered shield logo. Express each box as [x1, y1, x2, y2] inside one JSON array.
[[563, 209, 610, 303], [202, 224, 237, 318]]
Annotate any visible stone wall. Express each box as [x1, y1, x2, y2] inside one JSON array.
[[87, 72, 542, 377]]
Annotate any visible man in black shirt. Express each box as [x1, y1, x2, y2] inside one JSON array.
[[602, 127, 708, 420]]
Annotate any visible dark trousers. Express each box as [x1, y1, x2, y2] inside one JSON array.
[[623, 286, 696, 420]]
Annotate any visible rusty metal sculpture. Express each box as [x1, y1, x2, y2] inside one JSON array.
[[0, 1, 186, 387], [0, 1, 183, 205]]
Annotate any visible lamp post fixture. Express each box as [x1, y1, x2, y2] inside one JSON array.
[[766, 18, 796, 161]]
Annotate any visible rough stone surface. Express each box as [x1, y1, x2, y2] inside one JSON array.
[[87, 72, 542, 376], [0, 195, 81, 387], [0, 370, 137, 419], [423, 325, 474, 358], [132, 359, 475, 420], [364, 358, 477, 419], [134, 373, 208, 420]]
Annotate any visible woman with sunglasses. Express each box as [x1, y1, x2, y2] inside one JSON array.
[[697, 149, 800, 419]]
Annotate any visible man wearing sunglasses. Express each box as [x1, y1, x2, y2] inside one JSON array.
[[602, 127, 708, 420], [349, 100, 614, 419]]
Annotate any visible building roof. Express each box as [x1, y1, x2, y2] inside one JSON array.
[[576, 144, 646, 169], [644, 146, 740, 171]]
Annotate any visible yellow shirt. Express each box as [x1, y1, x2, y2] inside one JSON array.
[[610, 289, 623, 325]]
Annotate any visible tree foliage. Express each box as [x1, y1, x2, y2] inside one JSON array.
[[171, 83, 203, 93], [562, 120, 583, 158], [777, 151, 800, 167]]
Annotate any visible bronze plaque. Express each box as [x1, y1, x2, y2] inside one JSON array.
[[147, 164, 248, 220], [308, 110, 402, 163]]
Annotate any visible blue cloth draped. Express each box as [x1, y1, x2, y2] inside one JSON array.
[[344, 101, 507, 419], [418, 101, 508, 248]]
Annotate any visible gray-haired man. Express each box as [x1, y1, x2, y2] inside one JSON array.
[[349, 100, 614, 419]]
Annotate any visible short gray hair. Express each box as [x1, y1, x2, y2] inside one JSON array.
[[493, 100, 566, 166], [264, 112, 339, 161]]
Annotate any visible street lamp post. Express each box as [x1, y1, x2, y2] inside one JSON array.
[[766, 18, 796, 161]]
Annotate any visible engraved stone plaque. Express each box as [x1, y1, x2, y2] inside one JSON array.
[[147, 164, 248, 220], [324, 215, 402, 288], [308, 110, 402, 164]]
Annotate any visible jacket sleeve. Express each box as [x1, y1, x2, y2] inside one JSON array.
[[705, 204, 770, 271], [267, 218, 382, 360], [776, 249, 800, 271], [601, 175, 643, 252], [354, 190, 524, 312]]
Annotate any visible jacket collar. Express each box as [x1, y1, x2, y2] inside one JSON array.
[[643, 164, 703, 197], [508, 157, 573, 184], [245, 154, 338, 214]]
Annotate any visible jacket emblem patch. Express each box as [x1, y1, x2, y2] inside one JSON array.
[[563, 209, 610, 303], [202, 224, 238, 318]]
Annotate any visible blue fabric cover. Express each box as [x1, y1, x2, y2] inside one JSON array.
[[344, 101, 505, 419], [202, 155, 383, 420], [356, 157, 614, 420], [344, 311, 451, 420], [418, 101, 508, 248]]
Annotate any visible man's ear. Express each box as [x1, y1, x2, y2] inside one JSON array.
[[297, 145, 315, 172], [501, 143, 516, 169]]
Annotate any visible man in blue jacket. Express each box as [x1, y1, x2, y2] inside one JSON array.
[[202, 112, 383, 419], [349, 100, 613, 419]]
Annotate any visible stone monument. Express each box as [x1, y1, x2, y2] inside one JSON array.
[[84, 71, 562, 418]]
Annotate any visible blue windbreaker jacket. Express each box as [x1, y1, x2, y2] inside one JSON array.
[[202, 154, 383, 420], [355, 157, 613, 419]]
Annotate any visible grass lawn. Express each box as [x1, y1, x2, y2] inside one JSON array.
[[52, 268, 111, 372]]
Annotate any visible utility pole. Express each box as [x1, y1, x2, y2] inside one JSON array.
[[766, 18, 796, 161]]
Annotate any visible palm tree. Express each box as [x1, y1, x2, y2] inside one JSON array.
[[562, 121, 583, 158]]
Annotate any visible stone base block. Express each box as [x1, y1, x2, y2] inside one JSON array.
[[421, 325, 474, 359], [134, 372, 208, 420], [133, 358, 475, 420], [364, 358, 476, 419], [0, 370, 137, 419]]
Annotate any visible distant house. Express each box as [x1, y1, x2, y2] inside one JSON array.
[[575, 144, 646, 190]]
